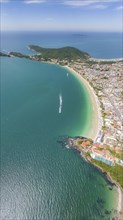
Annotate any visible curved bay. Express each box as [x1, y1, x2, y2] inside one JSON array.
[[1, 58, 117, 220]]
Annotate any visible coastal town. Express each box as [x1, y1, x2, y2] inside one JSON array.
[[66, 59, 123, 165]]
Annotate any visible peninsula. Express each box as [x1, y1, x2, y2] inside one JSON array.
[[0, 46, 90, 61]]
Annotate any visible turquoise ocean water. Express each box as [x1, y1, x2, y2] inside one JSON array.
[[1, 32, 121, 220]]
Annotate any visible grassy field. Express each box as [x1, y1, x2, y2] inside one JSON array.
[[90, 158, 123, 188]]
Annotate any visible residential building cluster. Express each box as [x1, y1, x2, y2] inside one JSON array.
[[71, 138, 123, 167], [67, 59, 123, 166], [68, 60, 122, 144]]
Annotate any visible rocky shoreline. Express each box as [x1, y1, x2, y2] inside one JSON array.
[[65, 136, 123, 220]]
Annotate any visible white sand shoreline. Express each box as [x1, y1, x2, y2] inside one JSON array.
[[64, 65, 123, 219], [64, 65, 101, 141], [116, 184, 123, 219], [89, 57, 123, 62]]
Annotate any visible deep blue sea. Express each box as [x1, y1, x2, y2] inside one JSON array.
[[1, 32, 120, 220], [1, 31, 123, 59]]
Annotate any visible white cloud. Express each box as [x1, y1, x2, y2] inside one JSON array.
[[24, 0, 46, 4], [63, 1, 93, 6], [0, 0, 47, 3], [116, 6, 123, 9], [63, 0, 121, 7], [0, 0, 9, 3], [91, 4, 108, 9]]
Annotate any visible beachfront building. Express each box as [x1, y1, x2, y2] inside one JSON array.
[[90, 149, 115, 166], [95, 130, 103, 143]]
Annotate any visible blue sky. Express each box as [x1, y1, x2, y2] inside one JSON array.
[[1, 0, 123, 32]]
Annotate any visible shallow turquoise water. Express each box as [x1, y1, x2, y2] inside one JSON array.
[[1, 57, 118, 220]]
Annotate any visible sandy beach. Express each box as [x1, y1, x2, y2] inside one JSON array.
[[64, 65, 123, 219], [89, 57, 123, 62], [116, 184, 123, 219], [65, 65, 101, 141]]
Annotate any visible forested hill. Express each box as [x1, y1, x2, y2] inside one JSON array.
[[29, 45, 90, 61]]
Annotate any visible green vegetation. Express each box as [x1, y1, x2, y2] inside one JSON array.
[[99, 61, 117, 65], [0, 52, 10, 57], [102, 76, 108, 80], [85, 152, 90, 157], [29, 45, 90, 61], [121, 90, 123, 98], [102, 125, 106, 131], [77, 140, 83, 145], [90, 158, 123, 188], [9, 52, 29, 59], [86, 60, 98, 66], [119, 151, 123, 160], [102, 111, 106, 118]]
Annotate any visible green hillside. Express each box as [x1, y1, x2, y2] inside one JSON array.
[[29, 45, 90, 61]]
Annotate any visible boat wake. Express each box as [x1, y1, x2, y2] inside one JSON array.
[[59, 93, 62, 114]]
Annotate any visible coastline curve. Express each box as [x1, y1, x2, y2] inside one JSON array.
[[64, 65, 102, 141]]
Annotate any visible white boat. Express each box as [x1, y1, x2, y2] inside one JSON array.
[[65, 145, 70, 149], [59, 93, 62, 114]]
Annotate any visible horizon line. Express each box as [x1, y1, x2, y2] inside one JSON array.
[[1, 30, 123, 33]]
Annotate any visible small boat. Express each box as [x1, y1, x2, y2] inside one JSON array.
[[65, 145, 70, 149], [59, 93, 62, 114]]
